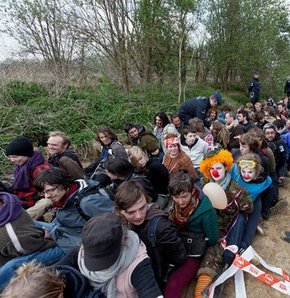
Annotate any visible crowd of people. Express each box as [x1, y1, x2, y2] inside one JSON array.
[[1, 89, 290, 298]]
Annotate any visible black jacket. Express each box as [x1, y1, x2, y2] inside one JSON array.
[[179, 96, 211, 126], [267, 135, 288, 168], [131, 204, 187, 285]]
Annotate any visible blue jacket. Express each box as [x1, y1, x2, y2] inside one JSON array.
[[230, 164, 272, 201], [179, 96, 211, 125], [52, 179, 114, 253]]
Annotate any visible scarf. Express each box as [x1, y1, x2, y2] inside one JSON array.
[[53, 182, 79, 208], [78, 230, 140, 298], [0, 192, 22, 225], [171, 188, 200, 227], [12, 151, 45, 190], [212, 173, 231, 191]]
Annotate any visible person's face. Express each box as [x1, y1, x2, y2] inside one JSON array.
[[172, 116, 182, 128], [167, 143, 179, 157], [264, 128, 276, 141], [239, 160, 257, 182], [42, 184, 67, 203], [210, 162, 226, 182], [210, 98, 218, 107], [210, 111, 217, 120], [240, 167, 257, 182], [286, 119, 290, 128], [225, 113, 233, 125], [128, 127, 139, 139], [120, 195, 147, 226], [98, 133, 112, 145], [47, 136, 67, 155], [185, 132, 197, 146], [138, 155, 147, 168], [172, 191, 192, 208], [155, 116, 163, 128], [277, 105, 284, 113], [237, 113, 244, 123], [8, 155, 29, 166], [240, 143, 251, 155], [254, 103, 262, 112]]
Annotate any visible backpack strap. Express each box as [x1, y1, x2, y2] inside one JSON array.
[[73, 181, 101, 221], [147, 215, 163, 279]]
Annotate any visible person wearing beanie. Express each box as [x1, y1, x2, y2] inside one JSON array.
[[0, 192, 64, 289], [178, 91, 222, 127], [5, 136, 51, 209], [194, 150, 253, 298]]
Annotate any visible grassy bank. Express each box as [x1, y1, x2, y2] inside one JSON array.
[[0, 80, 247, 178]]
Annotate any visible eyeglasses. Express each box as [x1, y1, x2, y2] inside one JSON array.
[[238, 160, 257, 169], [42, 186, 58, 195]]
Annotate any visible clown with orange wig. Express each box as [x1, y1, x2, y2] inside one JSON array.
[[194, 149, 253, 298]]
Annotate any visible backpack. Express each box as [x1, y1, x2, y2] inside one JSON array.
[[73, 180, 114, 221]]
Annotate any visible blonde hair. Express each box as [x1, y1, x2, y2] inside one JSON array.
[[1, 262, 65, 298], [127, 146, 149, 168], [48, 131, 71, 148]]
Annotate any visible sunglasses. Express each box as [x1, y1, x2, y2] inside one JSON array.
[[238, 160, 257, 169]]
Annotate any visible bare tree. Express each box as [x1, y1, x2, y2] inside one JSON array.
[[1, 0, 77, 89]]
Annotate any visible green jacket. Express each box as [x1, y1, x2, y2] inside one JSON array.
[[187, 195, 218, 246]]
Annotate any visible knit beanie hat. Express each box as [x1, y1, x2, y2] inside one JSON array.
[[5, 137, 34, 157]]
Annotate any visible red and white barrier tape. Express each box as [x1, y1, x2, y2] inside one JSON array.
[[208, 245, 290, 297]]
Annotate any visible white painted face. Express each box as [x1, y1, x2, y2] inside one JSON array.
[[240, 167, 257, 182], [210, 162, 226, 182]]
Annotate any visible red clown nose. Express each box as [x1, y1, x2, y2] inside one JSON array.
[[211, 169, 219, 178]]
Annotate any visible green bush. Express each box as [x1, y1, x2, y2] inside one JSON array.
[[4, 81, 49, 104]]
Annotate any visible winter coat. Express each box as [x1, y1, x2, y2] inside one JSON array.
[[0, 193, 55, 266], [131, 204, 187, 284], [267, 135, 288, 168], [51, 179, 114, 253], [187, 195, 218, 246], [178, 97, 211, 126], [181, 137, 209, 169], [48, 150, 84, 180], [230, 164, 272, 201], [248, 78, 260, 102], [284, 79, 290, 94]]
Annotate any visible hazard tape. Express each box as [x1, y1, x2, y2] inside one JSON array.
[[208, 245, 290, 298]]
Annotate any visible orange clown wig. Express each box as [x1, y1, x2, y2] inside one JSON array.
[[199, 149, 233, 179]]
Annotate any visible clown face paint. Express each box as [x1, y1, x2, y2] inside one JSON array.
[[210, 162, 226, 182], [240, 167, 257, 182]]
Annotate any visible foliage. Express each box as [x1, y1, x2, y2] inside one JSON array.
[[0, 80, 223, 178]]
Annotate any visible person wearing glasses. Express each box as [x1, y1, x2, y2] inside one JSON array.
[[34, 167, 114, 253]]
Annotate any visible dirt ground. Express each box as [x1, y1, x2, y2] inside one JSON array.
[[184, 177, 290, 298]]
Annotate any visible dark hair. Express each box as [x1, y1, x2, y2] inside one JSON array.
[[239, 133, 260, 153], [170, 112, 181, 121], [207, 107, 217, 118], [168, 172, 194, 196], [96, 127, 118, 143], [115, 180, 151, 211], [273, 119, 285, 130], [34, 167, 74, 191], [183, 126, 197, 135], [106, 157, 134, 178], [154, 112, 170, 127], [221, 104, 232, 112], [238, 110, 250, 121], [124, 123, 136, 133]]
